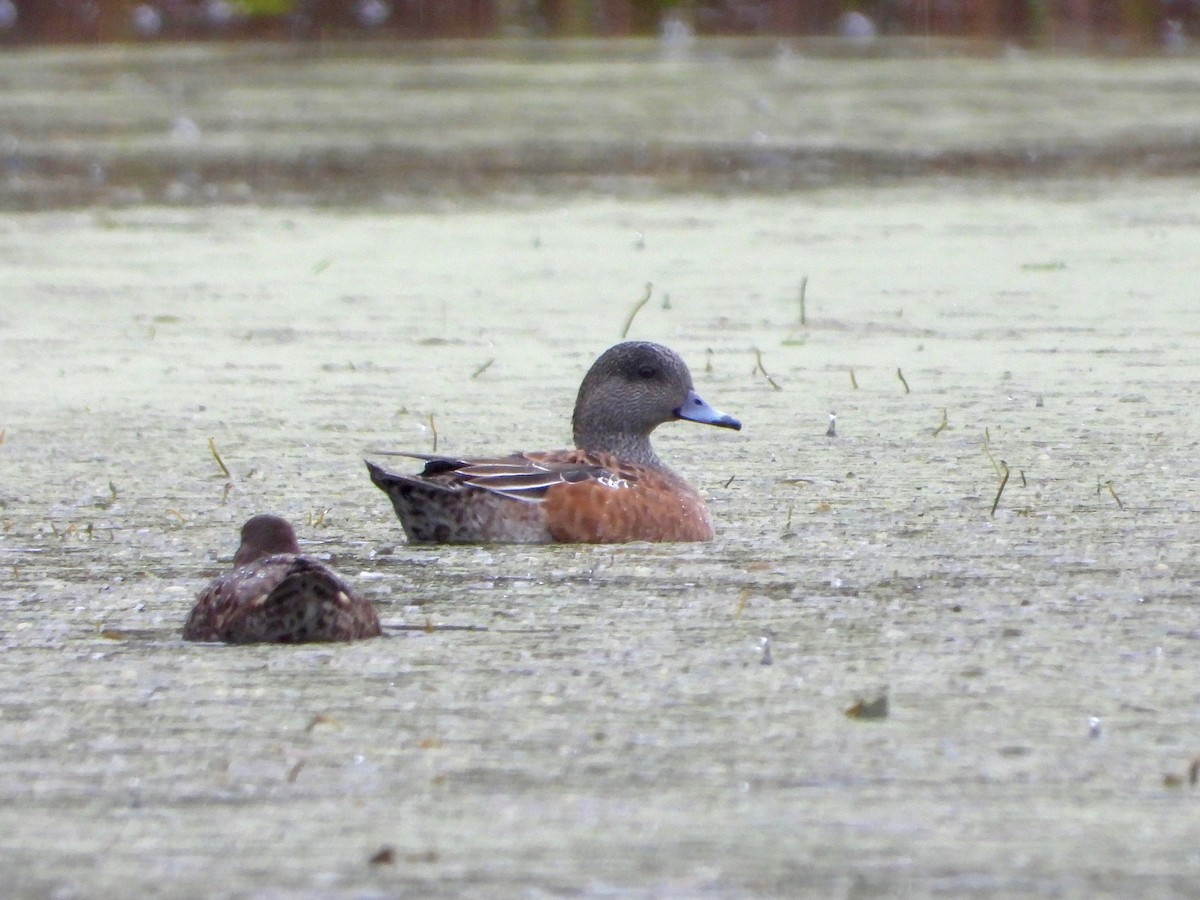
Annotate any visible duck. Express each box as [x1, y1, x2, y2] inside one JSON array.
[[183, 515, 381, 643], [366, 341, 741, 543]]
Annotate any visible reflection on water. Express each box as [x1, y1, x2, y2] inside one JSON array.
[[2, 39, 1198, 210]]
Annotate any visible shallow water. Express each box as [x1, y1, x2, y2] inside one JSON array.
[[2, 41, 1200, 899]]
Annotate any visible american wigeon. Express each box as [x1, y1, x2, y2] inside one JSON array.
[[366, 341, 741, 543], [183, 515, 381, 643]]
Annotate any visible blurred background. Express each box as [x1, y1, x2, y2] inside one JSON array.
[[1, 0, 1195, 51], [3, 0, 1200, 896]]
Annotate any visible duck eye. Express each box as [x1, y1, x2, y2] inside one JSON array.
[[636, 365, 657, 379]]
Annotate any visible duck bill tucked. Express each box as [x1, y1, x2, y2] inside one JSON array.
[[675, 390, 742, 431]]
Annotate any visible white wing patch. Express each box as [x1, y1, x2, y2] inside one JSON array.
[[596, 473, 632, 490]]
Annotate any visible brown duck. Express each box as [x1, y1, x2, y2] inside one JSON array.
[[183, 515, 381, 643], [366, 341, 741, 544]]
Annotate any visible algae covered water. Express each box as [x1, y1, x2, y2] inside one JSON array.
[[2, 41, 1199, 897]]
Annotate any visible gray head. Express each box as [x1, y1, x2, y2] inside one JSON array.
[[233, 515, 301, 567], [571, 341, 741, 466]]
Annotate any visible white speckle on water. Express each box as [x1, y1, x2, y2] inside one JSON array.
[[170, 117, 202, 145]]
